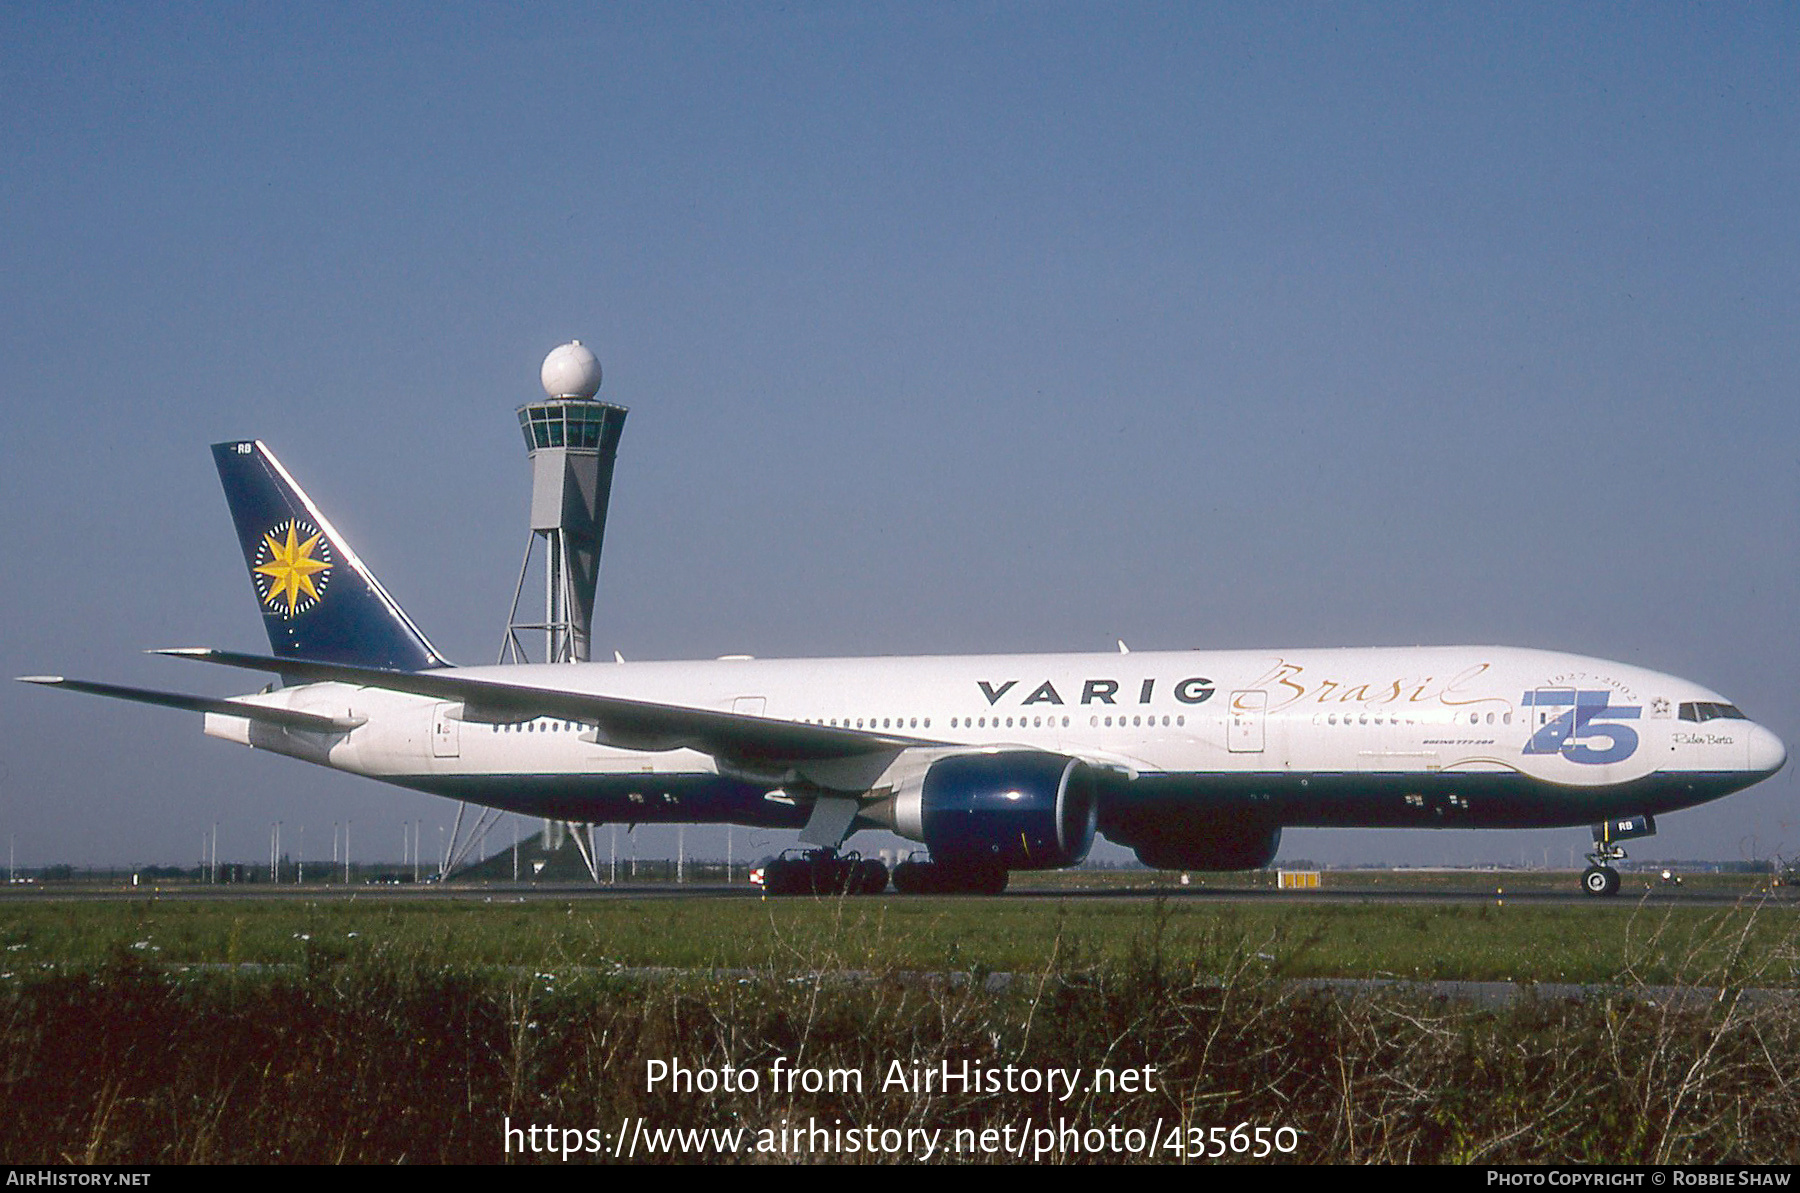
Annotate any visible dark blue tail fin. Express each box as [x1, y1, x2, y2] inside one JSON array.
[[212, 441, 448, 671]]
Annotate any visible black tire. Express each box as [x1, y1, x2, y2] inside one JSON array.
[[815, 858, 852, 896], [851, 859, 889, 895], [1582, 865, 1621, 897], [892, 860, 935, 894], [939, 861, 1009, 895], [891, 858, 1008, 895], [762, 858, 799, 896]]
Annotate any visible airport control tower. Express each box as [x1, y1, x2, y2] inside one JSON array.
[[502, 341, 628, 663]]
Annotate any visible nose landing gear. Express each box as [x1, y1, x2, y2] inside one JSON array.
[[1581, 860, 1622, 897], [1581, 814, 1655, 898]]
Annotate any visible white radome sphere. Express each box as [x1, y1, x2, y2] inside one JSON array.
[[541, 340, 602, 399]]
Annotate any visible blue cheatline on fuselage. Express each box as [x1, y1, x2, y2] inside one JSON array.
[[389, 765, 1755, 835], [1113, 768, 1761, 833], [396, 773, 809, 830]]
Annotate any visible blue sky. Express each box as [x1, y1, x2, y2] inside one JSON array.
[[3, 3, 1795, 869]]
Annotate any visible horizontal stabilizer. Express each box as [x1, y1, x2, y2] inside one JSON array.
[[18, 676, 365, 734], [151, 648, 934, 764]]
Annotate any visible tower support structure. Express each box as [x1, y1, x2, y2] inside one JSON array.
[[502, 343, 627, 664], [454, 342, 628, 888]]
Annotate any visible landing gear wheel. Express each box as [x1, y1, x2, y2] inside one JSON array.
[[890, 854, 1009, 895], [938, 861, 1009, 895], [892, 856, 936, 894], [1583, 827, 1634, 899], [850, 858, 889, 895], [760, 849, 888, 896], [1582, 865, 1621, 898]]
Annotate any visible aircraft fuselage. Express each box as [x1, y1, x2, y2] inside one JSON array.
[[204, 644, 1784, 842]]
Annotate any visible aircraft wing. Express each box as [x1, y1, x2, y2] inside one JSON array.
[[152, 648, 937, 764], [18, 676, 366, 734]]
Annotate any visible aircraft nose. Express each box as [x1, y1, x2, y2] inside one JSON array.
[[1746, 723, 1787, 777]]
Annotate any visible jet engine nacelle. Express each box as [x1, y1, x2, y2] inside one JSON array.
[[893, 750, 1098, 870], [1131, 823, 1282, 872]]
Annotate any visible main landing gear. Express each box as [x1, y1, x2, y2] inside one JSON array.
[[891, 852, 1009, 895], [754, 849, 1012, 896], [758, 848, 889, 896]]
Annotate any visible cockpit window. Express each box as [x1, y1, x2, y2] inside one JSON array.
[[1678, 701, 1748, 723]]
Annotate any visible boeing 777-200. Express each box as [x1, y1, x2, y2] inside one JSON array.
[[22, 441, 1787, 895]]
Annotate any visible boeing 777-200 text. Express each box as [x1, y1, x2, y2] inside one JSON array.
[[22, 441, 1787, 895]]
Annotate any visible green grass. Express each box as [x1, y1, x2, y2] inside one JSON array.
[[1, 893, 1795, 986], [3, 918, 1798, 1163], [2, 892, 1799, 1163]]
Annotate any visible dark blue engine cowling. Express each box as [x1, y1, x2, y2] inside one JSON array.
[[919, 751, 1098, 870]]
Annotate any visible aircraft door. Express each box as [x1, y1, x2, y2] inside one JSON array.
[[1228, 690, 1267, 753], [1524, 687, 1576, 757], [431, 703, 461, 759]]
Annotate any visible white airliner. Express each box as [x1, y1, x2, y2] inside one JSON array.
[[22, 441, 1787, 896]]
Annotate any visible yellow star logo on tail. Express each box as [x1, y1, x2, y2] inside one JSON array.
[[254, 521, 332, 617]]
